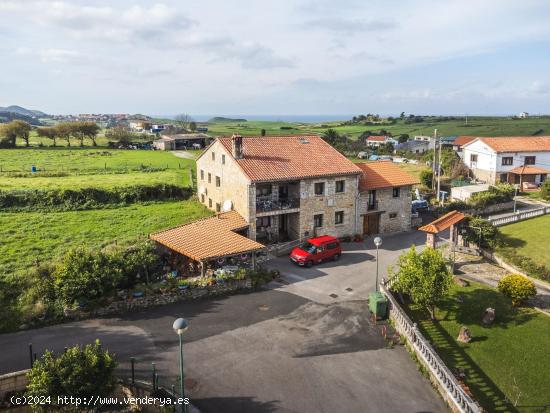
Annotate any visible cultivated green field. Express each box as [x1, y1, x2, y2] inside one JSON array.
[[0, 148, 198, 189], [206, 116, 550, 140], [497, 214, 550, 268], [0, 200, 211, 276], [405, 281, 550, 413]]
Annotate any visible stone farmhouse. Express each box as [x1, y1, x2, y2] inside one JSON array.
[[196, 135, 419, 243], [462, 136, 550, 189]]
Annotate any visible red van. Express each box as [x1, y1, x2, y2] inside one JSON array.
[[289, 236, 342, 267]]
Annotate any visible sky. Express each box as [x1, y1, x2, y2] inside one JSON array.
[[1, 0, 550, 116]]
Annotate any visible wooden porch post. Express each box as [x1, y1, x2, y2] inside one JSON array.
[[426, 233, 436, 248], [200, 261, 206, 277]]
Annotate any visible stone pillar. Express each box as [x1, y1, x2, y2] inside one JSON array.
[[426, 233, 436, 248]]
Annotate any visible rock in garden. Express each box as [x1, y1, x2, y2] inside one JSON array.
[[482, 307, 495, 325], [453, 277, 469, 287], [457, 326, 472, 343]]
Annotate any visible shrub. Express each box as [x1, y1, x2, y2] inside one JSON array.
[[419, 169, 433, 188], [463, 216, 500, 248], [26, 340, 116, 412], [0, 184, 193, 211], [540, 179, 550, 200], [497, 273, 536, 306]]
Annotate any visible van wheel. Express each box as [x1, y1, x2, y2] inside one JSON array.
[[333, 254, 340, 261], [306, 261, 313, 268]]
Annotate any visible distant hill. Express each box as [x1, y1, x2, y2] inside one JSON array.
[[0, 111, 43, 125], [208, 116, 247, 123], [0, 105, 48, 118]]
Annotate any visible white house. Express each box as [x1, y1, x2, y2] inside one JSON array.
[[462, 136, 550, 189], [518, 112, 529, 118], [365, 135, 398, 148]]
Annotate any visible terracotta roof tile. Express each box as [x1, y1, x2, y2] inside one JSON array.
[[509, 165, 550, 175], [150, 211, 264, 261], [453, 136, 476, 147], [366, 135, 388, 142], [465, 136, 550, 153], [217, 135, 362, 182], [418, 210, 465, 234], [357, 161, 419, 191]]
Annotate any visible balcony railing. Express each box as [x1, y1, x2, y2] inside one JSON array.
[[256, 197, 300, 213], [367, 200, 379, 211]]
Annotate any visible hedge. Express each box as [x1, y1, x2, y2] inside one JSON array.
[[0, 184, 193, 211]]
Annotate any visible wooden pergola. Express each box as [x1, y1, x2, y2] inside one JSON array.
[[150, 211, 265, 276]]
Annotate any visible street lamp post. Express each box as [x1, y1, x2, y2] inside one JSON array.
[[373, 236, 382, 292], [173, 318, 189, 413]]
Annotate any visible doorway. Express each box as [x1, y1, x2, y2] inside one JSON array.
[[363, 214, 380, 235]]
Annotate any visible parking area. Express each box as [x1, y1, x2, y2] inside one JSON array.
[[267, 229, 427, 304]]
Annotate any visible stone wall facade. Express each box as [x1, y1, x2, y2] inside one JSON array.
[[357, 185, 413, 234], [297, 175, 359, 238], [196, 140, 251, 220]]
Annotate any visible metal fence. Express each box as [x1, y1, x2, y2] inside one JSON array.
[[488, 206, 550, 226], [380, 278, 481, 413]]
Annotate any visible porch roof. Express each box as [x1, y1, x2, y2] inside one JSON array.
[[508, 165, 550, 175], [150, 211, 264, 262], [418, 210, 465, 234]]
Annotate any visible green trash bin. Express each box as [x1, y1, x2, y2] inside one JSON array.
[[368, 291, 388, 319]]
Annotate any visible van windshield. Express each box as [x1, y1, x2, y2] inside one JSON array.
[[299, 242, 317, 254]]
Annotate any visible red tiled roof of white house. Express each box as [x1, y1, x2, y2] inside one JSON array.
[[216, 135, 362, 183], [365, 135, 388, 142], [453, 136, 476, 147], [357, 161, 419, 191], [463, 136, 550, 153]]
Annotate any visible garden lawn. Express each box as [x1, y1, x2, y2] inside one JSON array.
[[403, 281, 550, 413], [0, 200, 211, 276], [497, 214, 550, 268]]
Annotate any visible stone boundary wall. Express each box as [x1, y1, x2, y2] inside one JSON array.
[[0, 370, 29, 399], [64, 279, 253, 320], [380, 279, 482, 413]]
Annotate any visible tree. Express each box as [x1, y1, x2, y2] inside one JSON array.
[[79, 121, 100, 146], [322, 129, 341, 147], [26, 340, 116, 412], [398, 134, 409, 144], [400, 112, 405, 120], [36, 126, 58, 147], [261, 128, 266, 136], [462, 216, 500, 248], [497, 274, 536, 306], [0, 120, 32, 146], [174, 113, 194, 132], [189, 121, 197, 132], [419, 169, 433, 188], [105, 125, 136, 146], [55, 122, 73, 147], [389, 246, 453, 320]]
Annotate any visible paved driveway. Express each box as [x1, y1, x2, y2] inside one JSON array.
[[0, 230, 446, 413]]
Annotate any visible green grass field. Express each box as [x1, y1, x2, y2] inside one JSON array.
[[205, 116, 550, 140], [497, 215, 550, 268], [404, 281, 550, 412], [0, 148, 198, 189], [0, 200, 211, 276]]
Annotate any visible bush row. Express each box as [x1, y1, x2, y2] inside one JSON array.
[[0, 184, 193, 211], [439, 183, 515, 213], [497, 247, 550, 282], [0, 242, 162, 333]]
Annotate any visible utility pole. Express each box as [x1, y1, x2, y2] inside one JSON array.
[[436, 132, 442, 204], [432, 129, 437, 190]]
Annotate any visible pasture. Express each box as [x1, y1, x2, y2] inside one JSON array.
[[0, 200, 211, 276]]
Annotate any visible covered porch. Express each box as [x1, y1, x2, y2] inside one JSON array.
[[505, 165, 550, 191], [150, 211, 265, 277]]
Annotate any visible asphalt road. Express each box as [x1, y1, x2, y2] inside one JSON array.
[[0, 230, 446, 413]]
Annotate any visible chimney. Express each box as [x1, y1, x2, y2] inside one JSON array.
[[232, 134, 243, 159]]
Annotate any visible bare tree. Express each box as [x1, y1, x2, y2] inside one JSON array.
[[174, 113, 194, 132]]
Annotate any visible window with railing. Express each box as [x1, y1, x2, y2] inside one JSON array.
[[335, 211, 344, 225], [314, 214, 323, 228]]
